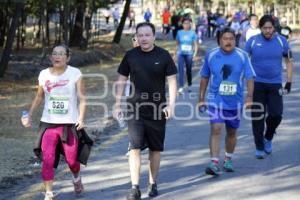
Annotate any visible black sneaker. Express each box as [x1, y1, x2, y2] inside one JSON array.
[[126, 188, 141, 200], [147, 183, 158, 197]]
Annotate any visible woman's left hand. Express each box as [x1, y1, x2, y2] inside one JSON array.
[[75, 120, 85, 130]]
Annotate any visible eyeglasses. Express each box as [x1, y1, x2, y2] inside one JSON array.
[[51, 52, 67, 57]]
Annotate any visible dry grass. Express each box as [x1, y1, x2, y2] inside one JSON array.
[[0, 34, 126, 182]]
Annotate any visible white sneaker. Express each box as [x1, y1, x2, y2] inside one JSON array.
[[178, 87, 184, 94], [73, 177, 84, 195], [44, 191, 54, 200]]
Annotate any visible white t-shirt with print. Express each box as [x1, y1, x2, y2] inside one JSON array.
[[38, 66, 82, 124]]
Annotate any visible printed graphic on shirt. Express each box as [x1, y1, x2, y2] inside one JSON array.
[[219, 64, 237, 95], [45, 80, 69, 92], [222, 64, 232, 80]]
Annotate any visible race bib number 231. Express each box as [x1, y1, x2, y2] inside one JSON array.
[[219, 81, 237, 96]]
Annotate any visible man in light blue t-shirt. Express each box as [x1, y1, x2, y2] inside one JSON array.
[[198, 27, 255, 176], [245, 15, 294, 159]]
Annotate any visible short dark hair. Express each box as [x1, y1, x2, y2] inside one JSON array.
[[218, 27, 236, 44], [219, 27, 235, 39], [51, 44, 70, 57], [136, 22, 156, 35], [259, 15, 275, 28], [249, 14, 258, 20], [182, 17, 192, 23]]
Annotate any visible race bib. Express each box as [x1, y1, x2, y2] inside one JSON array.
[[181, 44, 192, 52], [48, 96, 69, 114], [281, 29, 289, 36], [219, 81, 237, 96]]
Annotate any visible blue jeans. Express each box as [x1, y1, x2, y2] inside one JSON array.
[[177, 53, 193, 87]]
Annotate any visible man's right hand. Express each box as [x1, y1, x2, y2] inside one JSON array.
[[197, 101, 207, 113]]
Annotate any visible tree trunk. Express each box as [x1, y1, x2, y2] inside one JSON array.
[[292, 5, 296, 26], [70, 0, 86, 47], [0, 3, 24, 77], [21, 7, 26, 48], [84, 7, 92, 48], [58, 8, 62, 44], [16, 6, 25, 50], [16, 18, 20, 51], [46, 4, 50, 46], [40, 0, 48, 63], [63, 0, 70, 44], [69, 10, 74, 38], [0, 5, 8, 48], [37, 16, 41, 40], [113, 0, 131, 44], [298, 6, 300, 25], [0, 9, 4, 47]]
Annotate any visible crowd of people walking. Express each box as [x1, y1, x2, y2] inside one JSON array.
[[20, 3, 296, 200]]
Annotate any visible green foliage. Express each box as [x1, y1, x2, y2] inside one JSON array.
[[6, 0, 116, 19], [260, 0, 274, 5], [276, 0, 300, 4]]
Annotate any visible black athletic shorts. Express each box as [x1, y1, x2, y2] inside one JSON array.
[[128, 117, 166, 151]]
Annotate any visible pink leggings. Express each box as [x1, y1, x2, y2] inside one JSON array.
[[41, 126, 80, 181]]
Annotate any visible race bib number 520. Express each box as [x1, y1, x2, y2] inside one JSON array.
[[48, 96, 69, 114]]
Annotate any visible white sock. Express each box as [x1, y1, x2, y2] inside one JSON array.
[[73, 175, 81, 182], [211, 157, 219, 163], [225, 152, 233, 159], [45, 191, 54, 197]]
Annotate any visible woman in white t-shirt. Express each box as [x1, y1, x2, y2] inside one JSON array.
[[21, 44, 86, 200]]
